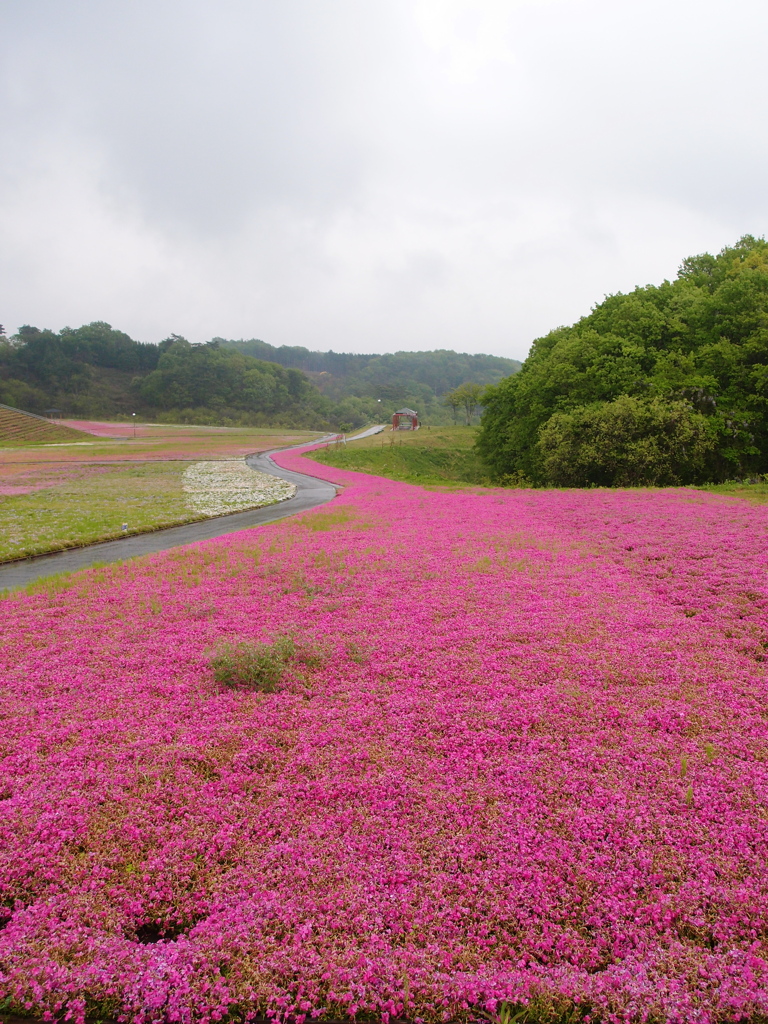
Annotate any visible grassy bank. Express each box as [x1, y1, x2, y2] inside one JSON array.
[[699, 480, 768, 504], [0, 405, 90, 446], [311, 430, 768, 500], [308, 425, 491, 487], [0, 422, 318, 561]]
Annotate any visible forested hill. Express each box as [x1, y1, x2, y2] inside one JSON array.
[[0, 322, 519, 429], [217, 339, 521, 401], [477, 234, 768, 487], [0, 326, 331, 428]]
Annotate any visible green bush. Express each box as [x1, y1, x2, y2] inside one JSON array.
[[537, 395, 716, 487], [210, 637, 296, 692]]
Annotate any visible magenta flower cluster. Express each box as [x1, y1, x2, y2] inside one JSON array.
[[1, 449, 768, 1024]]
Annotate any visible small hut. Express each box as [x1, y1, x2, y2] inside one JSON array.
[[392, 407, 419, 431]]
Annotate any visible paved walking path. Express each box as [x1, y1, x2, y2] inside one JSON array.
[[0, 440, 346, 591], [341, 424, 386, 440]]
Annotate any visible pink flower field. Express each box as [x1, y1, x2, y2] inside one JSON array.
[[2, 450, 768, 1023]]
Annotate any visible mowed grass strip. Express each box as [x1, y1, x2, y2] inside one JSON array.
[[309, 425, 491, 486], [0, 462, 202, 560]]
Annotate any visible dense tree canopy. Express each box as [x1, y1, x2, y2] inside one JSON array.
[[220, 338, 520, 419], [0, 322, 162, 416], [137, 338, 316, 419], [8, 322, 159, 380], [0, 322, 515, 430], [477, 235, 768, 485], [0, 325, 327, 425]]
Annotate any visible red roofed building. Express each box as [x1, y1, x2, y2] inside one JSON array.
[[392, 407, 419, 431]]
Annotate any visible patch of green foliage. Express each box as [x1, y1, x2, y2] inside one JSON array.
[[476, 998, 596, 1024], [209, 637, 296, 692], [299, 508, 360, 531], [1, 560, 120, 600], [477, 235, 768, 486], [700, 478, 768, 504]]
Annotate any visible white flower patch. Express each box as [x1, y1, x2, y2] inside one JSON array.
[[182, 461, 296, 517]]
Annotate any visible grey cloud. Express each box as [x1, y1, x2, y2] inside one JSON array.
[[1, 0, 767, 357], [2, 1, 392, 231]]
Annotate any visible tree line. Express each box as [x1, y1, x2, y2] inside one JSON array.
[[0, 322, 517, 430], [0, 325, 336, 427], [220, 339, 519, 423], [477, 235, 768, 486]]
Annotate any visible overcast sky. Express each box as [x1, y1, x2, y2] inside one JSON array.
[[1, 0, 767, 360]]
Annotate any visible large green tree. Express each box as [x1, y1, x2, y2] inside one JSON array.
[[444, 382, 484, 425], [477, 235, 768, 485]]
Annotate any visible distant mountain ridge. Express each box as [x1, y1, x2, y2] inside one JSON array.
[[219, 339, 520, 391]]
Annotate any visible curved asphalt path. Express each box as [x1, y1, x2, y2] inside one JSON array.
[[0, 439, 348, 591]]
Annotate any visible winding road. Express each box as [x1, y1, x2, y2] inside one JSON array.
[[0, 436, 368, 591]]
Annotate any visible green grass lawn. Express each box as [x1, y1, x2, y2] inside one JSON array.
[[699, 480, 768, 504], [0, 423, 321, 561], [0, 463, 205, 560], [308, 425, 492, 487], [313, 429, 768, 501]]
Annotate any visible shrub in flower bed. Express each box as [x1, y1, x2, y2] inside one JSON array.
[[2, 452, 768, 1023], [210, 637, 297, 692]]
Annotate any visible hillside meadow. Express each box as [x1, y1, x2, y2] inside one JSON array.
[[309, 426, 489, 487], [1, 446, 768, 1022]]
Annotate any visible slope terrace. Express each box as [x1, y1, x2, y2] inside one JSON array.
[[0, 404, 92, 447]]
